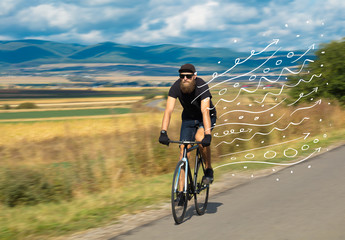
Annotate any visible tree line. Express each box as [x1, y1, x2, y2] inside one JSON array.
[[288, 37, 345, 105]]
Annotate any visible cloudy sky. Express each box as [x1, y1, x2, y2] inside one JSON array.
[[0, 0, 344, 51]]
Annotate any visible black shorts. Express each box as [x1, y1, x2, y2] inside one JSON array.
[[179, 116, 216, 141]]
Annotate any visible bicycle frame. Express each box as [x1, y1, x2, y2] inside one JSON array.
[[170, 140, 210, 223], [175, 142, 200, 197]]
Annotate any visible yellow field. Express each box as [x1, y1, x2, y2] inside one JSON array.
[[0, 113, 160, 147], [0, 89, 344, 239], [0, 96, 143, 111], [0, 76, 70, 84]]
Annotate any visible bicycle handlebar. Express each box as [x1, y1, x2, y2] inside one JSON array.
[[169, 140, 202, 145]]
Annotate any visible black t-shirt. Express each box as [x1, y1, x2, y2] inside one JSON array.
[[168, 77, 217, 120]]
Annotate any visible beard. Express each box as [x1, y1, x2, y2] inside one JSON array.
[[180, 78, 196, 94]]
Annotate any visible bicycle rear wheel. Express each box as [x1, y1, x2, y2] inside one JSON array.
[[171, 160, 188, 224], [194, 156, 209, 215]]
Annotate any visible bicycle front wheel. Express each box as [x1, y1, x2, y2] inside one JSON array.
[[171, 160, 188, 224], [194, 157, 209, 215]]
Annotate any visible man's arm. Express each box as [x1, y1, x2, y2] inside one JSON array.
[[201, 97, 211, 134], [161, 96, 176, 131]]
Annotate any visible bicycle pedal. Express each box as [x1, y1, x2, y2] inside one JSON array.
[[202, 176, 213, 184]]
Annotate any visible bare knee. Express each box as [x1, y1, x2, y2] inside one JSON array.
[[179, 145, 184, 160], [195, 128, 205, 142], [179, 144, 192, 160]]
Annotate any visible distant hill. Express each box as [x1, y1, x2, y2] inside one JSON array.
[[0, 39, 316, 76], [1, 40, 242, 65], [0, 39, 84, 56]]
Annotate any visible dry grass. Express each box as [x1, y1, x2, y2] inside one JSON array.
[[0, 112, 182, 191], [0, 76, 70, 84], [0, 96, 143, 106], [0, 85, 344, 239], [0, 93, 343, 174]]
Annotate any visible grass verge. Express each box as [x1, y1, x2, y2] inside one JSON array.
[[0, 173, 172, 240], [0, 108, 131, 120], [0, 129, 344, 240]]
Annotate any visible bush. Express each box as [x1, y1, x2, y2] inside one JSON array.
[[16, 102, 38, 109], [144, 94, 156, 100], [0, 168, 73, 207], [287, 38, 345, 105], [2, 104, 11, 110]]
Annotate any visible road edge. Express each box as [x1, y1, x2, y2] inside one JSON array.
[[60, 141, 345, 240]]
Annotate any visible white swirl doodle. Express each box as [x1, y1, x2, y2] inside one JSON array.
[[288, 87, 318, 106], [213, 113, 285, 130], [291, 44, 315, 63], [214, 148, 321, 170], [219, 136, 306, 158], [219, 98, 286, 118], [215, 117, 309, 147], [198, 39, 280, 88], [192, 48, 282, 104], [290, 99, 322, 116], [245, 153, 255, 159], [264, 151, 277, 159], [284, 148, 298, 158], [213, 128, 253, 137], [301, 144, 309, 150]]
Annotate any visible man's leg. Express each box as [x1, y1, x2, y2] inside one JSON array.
[[178, 120, 195, 191], [195, 128, 212, 170], [178, 144, 192, 191]]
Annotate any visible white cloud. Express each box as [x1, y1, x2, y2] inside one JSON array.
[[15, 3, 133, 31], [82, 0, 115, 5], [0, 0, 343, 50], [223, 0, 345, 51], [116, 21, 171, 44], [0, 35, 15, 41], [17, 4, 77, 30], [0, 0, 22, 16], [183, 2, 224, 31], [164, 1, 258, 32], [115, 0, 343, 50], [27, 29, 106, 44], [116, 1, 258, 45], [78, 30, 106, 43]]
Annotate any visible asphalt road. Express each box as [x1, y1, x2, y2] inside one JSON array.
[[113, 145, 345, 240], [146, 98, 165, 111]]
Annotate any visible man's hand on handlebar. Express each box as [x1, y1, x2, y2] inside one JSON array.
[[201, 134, 212, 147], [159, 130, 170, 146]]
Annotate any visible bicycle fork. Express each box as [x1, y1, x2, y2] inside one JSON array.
[[174, 148, 195, 196], [174, 157, 188, 194]]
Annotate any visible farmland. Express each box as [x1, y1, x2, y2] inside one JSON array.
[[0, 88, 165, 99], [0, 107, 131, 121], [0, 87, 167, 122], [0, 75, 344, 239]]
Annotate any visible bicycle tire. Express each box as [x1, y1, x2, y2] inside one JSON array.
[[171, 160, 188, 224], [194, 156, 209, 215]]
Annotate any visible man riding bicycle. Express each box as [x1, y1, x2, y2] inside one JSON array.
[[159, 63, 217, 184]]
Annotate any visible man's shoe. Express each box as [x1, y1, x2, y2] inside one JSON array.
[[203, 168, 214, 184], [175, 192, 185, 206]]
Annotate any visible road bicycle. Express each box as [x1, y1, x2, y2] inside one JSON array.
[[169, 140, 210, 224]]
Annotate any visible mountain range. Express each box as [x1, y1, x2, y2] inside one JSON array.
[[0, 39, 316, 77], [0, 39, 243, 65]]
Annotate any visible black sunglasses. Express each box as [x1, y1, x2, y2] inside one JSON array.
[[179, 74, 194, 79]]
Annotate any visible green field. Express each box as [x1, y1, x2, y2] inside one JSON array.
[[0, 89, 165, 99], [0, 108, 131, 120]]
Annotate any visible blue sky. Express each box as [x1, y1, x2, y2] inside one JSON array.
[[0, 0, 344, 51]]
